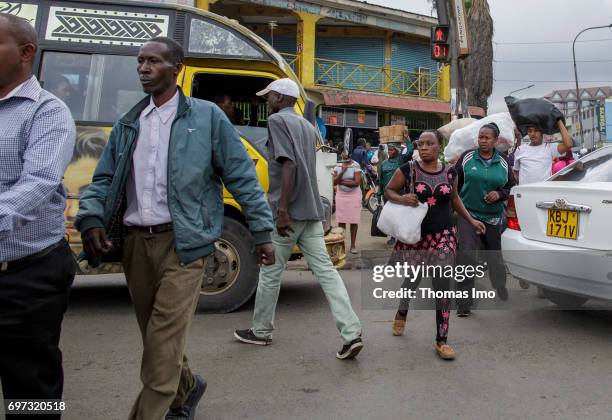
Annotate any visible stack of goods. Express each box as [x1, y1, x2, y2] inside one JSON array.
[[443, 113, 517, 163], [379, 125, 405, 144]]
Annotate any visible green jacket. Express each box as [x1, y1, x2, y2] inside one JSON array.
[[456, 149, 515, 224], [378, 156, 401, 196], [75, 89, 273, 264]]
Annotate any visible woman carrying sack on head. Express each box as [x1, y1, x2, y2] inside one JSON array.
[[384, 130, 485, 360], [333, 154, 363, 254]]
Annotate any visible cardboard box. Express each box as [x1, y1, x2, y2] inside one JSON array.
[[379, 126, 390, 137], [379, 135, 404, 144], [389, 125, 405, 136]]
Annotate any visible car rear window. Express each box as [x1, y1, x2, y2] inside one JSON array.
[[551, 147, 612, 182]]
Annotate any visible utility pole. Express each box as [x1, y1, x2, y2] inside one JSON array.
[[572, 24, 612, 148], [437, 0, 470, 119]]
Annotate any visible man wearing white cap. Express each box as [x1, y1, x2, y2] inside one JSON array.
[[234, 78, 364, 360]]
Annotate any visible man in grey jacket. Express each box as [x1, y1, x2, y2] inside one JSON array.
[[234, 79, 363, 360], [76, 37, 274, 420]]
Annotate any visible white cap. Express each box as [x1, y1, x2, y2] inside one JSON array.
[[256, 78, 300, 99]]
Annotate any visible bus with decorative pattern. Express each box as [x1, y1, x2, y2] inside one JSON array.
[[4, 0, 345, 312]]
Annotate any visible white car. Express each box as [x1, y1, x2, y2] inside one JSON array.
[[502, 146, 612, 307]]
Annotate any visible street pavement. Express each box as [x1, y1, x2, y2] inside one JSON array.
[[54, 272, 612, 419], [4, 210, 612, 419]]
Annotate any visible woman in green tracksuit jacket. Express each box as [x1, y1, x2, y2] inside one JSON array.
[[455, 122, 515, 316]]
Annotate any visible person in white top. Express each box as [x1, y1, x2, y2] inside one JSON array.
[[513, 119, 573, 185]]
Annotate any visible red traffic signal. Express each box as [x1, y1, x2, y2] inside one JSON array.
[[431, 25, 450, 62], [433, 25, 449, 43]]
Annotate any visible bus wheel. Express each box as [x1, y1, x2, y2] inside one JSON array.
[[198, 217, 259, 313]]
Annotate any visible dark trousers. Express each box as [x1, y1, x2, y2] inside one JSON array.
[[456, 217, 506, 310], [0, 240, 75, 420], [398, 274, 451, 343]]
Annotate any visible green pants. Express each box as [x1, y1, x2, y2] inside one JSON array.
[[252, 220, 362, 344]]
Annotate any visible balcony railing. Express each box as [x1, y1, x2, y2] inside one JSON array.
[[315, 58, 440, 99], [279, 55, 443, 100], [280, 53, 300, 79]]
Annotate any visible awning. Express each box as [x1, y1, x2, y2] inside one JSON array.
[[319, 89, 485, 117]]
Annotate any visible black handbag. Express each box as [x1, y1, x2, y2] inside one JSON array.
[[371, 200, 386, 237]]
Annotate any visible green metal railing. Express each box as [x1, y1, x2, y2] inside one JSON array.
[[280, 53, 300, 78], [314, 57, 441, 99], [279, 54, 442, 99]]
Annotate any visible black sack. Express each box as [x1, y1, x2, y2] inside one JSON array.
[[371, 204, 386, 237], [505, 96, 565, 136]]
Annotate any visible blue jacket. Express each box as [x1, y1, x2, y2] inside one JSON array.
[[351, 146, 367, 168], [75, 89, 273, 264]]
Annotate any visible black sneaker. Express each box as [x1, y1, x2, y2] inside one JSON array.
[[165, 375, 207, 420], [336, 337, 363, 360], [234, 329, 272, 346], [457, 307, 472, 317], [496, 286, 509, 301]]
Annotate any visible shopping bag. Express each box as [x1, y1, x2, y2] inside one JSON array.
[[376, 201, 428, 244], [376, 162, 428, 244]]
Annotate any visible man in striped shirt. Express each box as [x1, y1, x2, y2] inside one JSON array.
[[0, 14, 76, 414]]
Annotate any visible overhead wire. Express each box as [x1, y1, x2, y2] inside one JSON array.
[[494, 38, 612, 46], [494, 59, 612, 63]]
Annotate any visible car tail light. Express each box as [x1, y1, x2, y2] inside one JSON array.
[[506, 195, 521, 231]]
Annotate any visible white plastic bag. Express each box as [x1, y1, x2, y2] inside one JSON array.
[[444, 112, 517, 162], [438, 118, 476, 139], [376, 201, 428, 245]]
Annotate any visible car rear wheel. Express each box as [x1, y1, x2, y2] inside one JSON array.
[[198, 217, 259, 313], [543, 288, 588, 308]]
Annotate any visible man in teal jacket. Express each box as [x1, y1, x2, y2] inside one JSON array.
[[76, 37, 274, 420]]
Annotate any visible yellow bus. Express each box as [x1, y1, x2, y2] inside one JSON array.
[[11, 0, 344, 312]]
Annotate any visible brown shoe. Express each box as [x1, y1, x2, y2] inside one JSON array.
[[391, 319, 405, 336], [435, 342, 456, 360]]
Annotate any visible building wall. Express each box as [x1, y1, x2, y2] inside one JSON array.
[[315, 36, 385, 67], [391, 36, 437, 73], [568, 105, 602, 149], [257, 33, 297, 54]]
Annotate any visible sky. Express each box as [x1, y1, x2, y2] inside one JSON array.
[[363, 0, 612, 113]]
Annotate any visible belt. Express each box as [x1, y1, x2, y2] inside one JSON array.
[[125, 223, 174, 234], [0, 239, 65, 273]]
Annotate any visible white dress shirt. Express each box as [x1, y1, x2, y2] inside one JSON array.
[[123, 91, 178, 226]]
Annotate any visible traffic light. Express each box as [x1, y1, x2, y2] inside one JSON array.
[[431, 25, 450, 62]]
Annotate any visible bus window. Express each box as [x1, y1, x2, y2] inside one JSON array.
[[191, 73, 272, 127], [40, 52, 145, 123], [188, 18, 264, 59]]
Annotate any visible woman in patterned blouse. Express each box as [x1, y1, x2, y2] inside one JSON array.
[[384, 130, 485, 360]]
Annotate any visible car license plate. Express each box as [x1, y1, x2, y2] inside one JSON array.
[[547, 209, 578, 239]]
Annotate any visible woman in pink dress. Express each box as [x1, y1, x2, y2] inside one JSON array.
[[333, 155, 363, 254]]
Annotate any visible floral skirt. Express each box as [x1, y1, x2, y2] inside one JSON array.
[[393, 226, 457, 266]]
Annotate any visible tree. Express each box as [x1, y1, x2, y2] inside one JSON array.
[[463, 0, 494, 112]]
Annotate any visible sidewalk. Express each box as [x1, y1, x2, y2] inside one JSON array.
[[287, 208, 391, 270]]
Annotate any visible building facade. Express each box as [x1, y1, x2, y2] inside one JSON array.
[[544, 86, 611, 120], [193, 0, 484, 145], [567, 104, 603, 149], [545, 86, 611, 149]]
